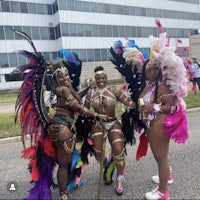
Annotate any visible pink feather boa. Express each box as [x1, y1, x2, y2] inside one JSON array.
[[162, 108, 188, 143]]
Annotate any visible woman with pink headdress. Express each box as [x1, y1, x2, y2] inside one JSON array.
[[138, 31, 189, 200]]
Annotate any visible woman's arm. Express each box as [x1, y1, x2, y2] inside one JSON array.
[[61, 86, 106, 120], [116, 89, 136, 109], [83, 88, 92, 109], [155, 84, 176, 114], [139, 84, 176, 115]]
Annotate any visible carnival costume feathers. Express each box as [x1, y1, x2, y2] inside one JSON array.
[[137, 19, 188, 160], [58, 49, 82, 92], [12, 30, 86, 199], [110, 39, 146, 146], [11, 30, 56, 200], [110, 19, 188, 161]]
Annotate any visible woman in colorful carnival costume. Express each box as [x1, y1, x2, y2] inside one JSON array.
[[12, 30, 106, 200], [47, 61, 107, 200], [138, 32, 189, 200], [83, 65, 136, 195]]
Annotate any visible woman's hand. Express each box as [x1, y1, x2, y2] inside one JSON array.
[[139, 104, 154, 114], [95, 113, 108, 121]]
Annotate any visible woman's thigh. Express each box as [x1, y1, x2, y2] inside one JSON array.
[[108, 121, 124, 154], [147, 116, 170, 160]]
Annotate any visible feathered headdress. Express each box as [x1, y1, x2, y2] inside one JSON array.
[[148, 19, 188, 107], [58, 49, 82, 91]]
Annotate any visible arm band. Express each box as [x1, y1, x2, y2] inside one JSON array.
[[153, 103, 161, 114]]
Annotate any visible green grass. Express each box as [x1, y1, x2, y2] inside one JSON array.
[[0, 113, 21, 139], [184, 91, 200, 109], [0, 90, 200, 139], [0, 92, 18, 104]]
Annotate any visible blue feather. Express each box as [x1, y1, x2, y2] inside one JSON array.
[[59, 49, 78, 66]]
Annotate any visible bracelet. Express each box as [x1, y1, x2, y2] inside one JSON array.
[[128, 101, 135, 109], [83, 107, 89, 115], [153, 103, 161, 114], [94, 113, 100, 121]]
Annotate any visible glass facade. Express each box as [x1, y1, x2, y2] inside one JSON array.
[[57, 0, 200, 21], [0, 0, 196, 82]]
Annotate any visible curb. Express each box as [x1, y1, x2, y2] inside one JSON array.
[[186, 107, 200, 113], [0, 107, 199, 145], [0, 136, 22, 145]]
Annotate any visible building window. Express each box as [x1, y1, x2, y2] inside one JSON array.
[[48, 27, 55, 40], [66, 0, 75, 10], [14, 26, 23, 39], [31, 27, 40, 40], [112, 26, 119, 37], [0, 53, 9, 68], [74, 1, 82, 11], [40, 27, 48, 39], [52, 52, 58, 60], [82, 1, 90, 12], [42, 52, 51, 63], [37, 4, 46, 14], [105, 25, 112, 37], [22, 27, 32, 39], [118, 6, 123, 15], [55, 24, 61, 39], [124, 26, 131, 37], [10, 1, 20, 13], [87, 49, 94, 62], [77, 24, 84, 36], [4, 26, 15, 40], [94, 49, 101, 61], [84, 24, 92, 37], [90, 2, 97, 12], [104, 4, 111, 13], [99, 25, 106, 37], [8, 53, 18, 68], [79, 49, 87, 62], [53, 0, 58, 13], [47, 4, 53, 15], [1, 1, 10, 12], [18, 54, 27, 66], [19, 2, 28, 13], [0, 26, 5, 39], [61, 24, 69, 36], [101, 49, 108, 61], [96, 3, 104, 13], [69, 24, 77, 36], [59, 0, 67, 10], [28, 3, 37, 14], [118, 26, 125, 37]]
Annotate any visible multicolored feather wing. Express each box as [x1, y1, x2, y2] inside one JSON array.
[[12, 30, 56, 200], [110, 40, 146, 145], [58, 49, 82, 91]]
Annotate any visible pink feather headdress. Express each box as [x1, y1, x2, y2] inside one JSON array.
[[149, 19, 188, 108]]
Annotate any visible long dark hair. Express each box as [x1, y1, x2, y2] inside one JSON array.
[[139, 59, 162, 103]]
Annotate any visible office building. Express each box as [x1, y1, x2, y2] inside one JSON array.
[[0, 0, 200, 89]]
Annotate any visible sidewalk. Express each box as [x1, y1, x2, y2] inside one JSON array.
[[0, 107, 199, 145]]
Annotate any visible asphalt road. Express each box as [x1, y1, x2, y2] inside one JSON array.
[[0, 110, 200, 200]]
